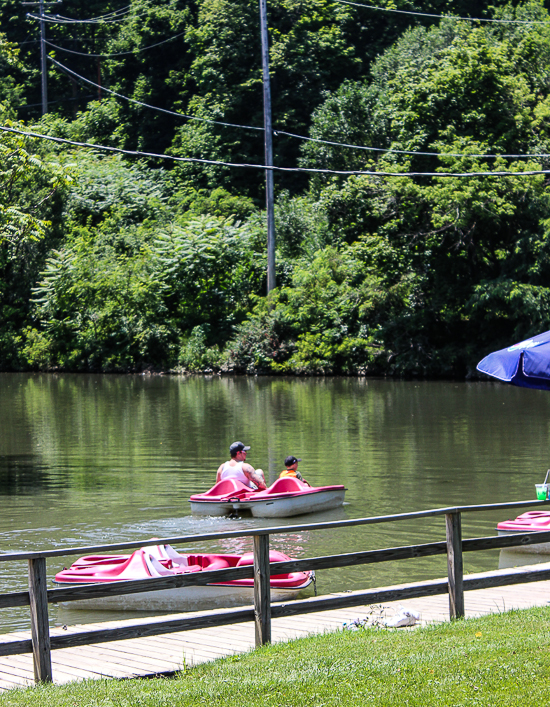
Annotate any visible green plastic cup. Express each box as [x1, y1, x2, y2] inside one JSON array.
[[536, 484, 548, 500]]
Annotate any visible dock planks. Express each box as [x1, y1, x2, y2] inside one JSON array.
[[1, 560, 550, 691]]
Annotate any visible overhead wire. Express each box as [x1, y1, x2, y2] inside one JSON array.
[[53, 6, 131, 21], [275, 129, 550, 160], [22, 0, 550, 162], [32, 1, 550, 164], [30, 0, 550, 26], [45, 31, 186, 57], [21, 94, 96, 108], [331, 0, 550, 25], [26, 9, 143, 24], [49, 57, 550, 161], [49, 56, 265, 131], [1, 124, 549, 178]]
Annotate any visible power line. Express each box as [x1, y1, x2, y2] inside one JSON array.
[[276, 129, 550, 160], [42, 6, 134, 22], [27, 10, 138, 24], [2, 124, 550, 178], [44, 31, 186, 57], [54, 6, 131, 21], [49, 58, 550, 161], [332, 0, 550, 25], [20, 93, 95, 108], [49, 56, 265, 131]]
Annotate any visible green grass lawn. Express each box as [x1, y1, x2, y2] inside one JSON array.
[[2, 607, 550, 706]]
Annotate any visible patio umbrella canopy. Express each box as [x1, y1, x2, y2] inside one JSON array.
[[477, 330, 550, 390]]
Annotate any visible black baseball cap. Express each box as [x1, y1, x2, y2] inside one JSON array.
[[285, 455, 302, 467], [230, 441, 251, 456]]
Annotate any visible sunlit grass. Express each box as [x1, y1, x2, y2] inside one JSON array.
[[2, 607, 550, 706]]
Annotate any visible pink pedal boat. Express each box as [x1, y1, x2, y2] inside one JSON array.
[[496, 511, 550, 554], [54, 544, 313, 611], [189, 476, 346, 518]]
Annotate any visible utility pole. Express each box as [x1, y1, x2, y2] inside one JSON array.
[[259, 0, 276, 294], [23, 0, 60, 115], [39, 0, 47, 115], [97, 58, 102, 100]]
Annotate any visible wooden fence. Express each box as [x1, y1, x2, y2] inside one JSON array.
[[1, 498, 550, 684]]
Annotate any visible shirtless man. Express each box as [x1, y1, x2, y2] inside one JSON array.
[[216, 441, 267, 490]]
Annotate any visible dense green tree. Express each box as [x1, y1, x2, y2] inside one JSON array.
[[0, 125, 70, 367], [25, 233, 174, 371], [3, 0, 550, 375], [151, 215, 266, 342], [0, 33, 26, 115], [303, 2, 550, 173], [99, 0, 198, 153], [170, 0, 362, 195], [21, 154, 268, 370]]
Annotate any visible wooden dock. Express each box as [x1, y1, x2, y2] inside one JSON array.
[[1, 560, 550, 691]]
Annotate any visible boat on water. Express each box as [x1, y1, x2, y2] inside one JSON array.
[[189, 476, 346, 518], [53, 544, 314, 611], [496, 511, 550, 554]]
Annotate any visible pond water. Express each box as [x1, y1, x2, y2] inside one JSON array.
[[1, 372, 549, 633]]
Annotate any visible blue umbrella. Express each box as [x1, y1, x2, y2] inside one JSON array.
[[477, 330, 550, 390]]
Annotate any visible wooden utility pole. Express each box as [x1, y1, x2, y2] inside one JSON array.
[[23, 0, 58, 115], [259, 0, 276, 294], [39, 0, 48, 114], [97, 58, 102, 100]]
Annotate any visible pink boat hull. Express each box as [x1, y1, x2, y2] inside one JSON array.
[[54, 545, 314, 611], [189, 477, 346, 518]]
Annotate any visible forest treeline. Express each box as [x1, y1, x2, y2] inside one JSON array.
[[2, 0, 550, 376]]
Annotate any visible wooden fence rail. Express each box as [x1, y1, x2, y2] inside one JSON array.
[[0, 498, 548, 684]]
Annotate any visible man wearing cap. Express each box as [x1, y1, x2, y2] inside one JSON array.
[[216, 441, 267, 490], [279, 456, 310, 486]]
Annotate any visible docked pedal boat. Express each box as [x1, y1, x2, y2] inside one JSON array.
[[189, 476, 346, 518], [53, 544, 313, 611], [496, 511, 550, 553]]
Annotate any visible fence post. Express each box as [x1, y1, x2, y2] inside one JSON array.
[[445, 511, 464, 620], [253, 533, 271, 647], [28, 557, 52, 682]]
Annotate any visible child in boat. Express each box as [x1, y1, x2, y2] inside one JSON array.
[[279, 456, 310, 486]]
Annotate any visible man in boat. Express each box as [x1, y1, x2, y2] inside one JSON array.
[[216, 441, 267, 490], [279, 456, 310, 486]]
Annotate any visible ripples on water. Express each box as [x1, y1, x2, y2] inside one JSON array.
[[1, 373, 549, 632]]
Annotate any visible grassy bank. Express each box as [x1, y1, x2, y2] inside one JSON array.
[[2, 607, 550, 706]]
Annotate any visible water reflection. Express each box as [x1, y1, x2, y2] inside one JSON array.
[[1, 373, 550, 632]]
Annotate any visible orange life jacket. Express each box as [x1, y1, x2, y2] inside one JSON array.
[[279, 469, 300, 479]]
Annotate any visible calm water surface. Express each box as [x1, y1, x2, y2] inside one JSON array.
[[1, 373, 549, 633]]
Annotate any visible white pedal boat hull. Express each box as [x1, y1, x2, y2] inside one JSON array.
[[53, 579, 312, 612], [189, 501, 242, 516], [497, 529, 550, 554], [190, 477, 346, 518], [248, 488, 346, 517]]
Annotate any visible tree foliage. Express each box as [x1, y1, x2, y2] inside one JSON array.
[[0, 127, 69, 368], [2, 1, 550, 375]]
